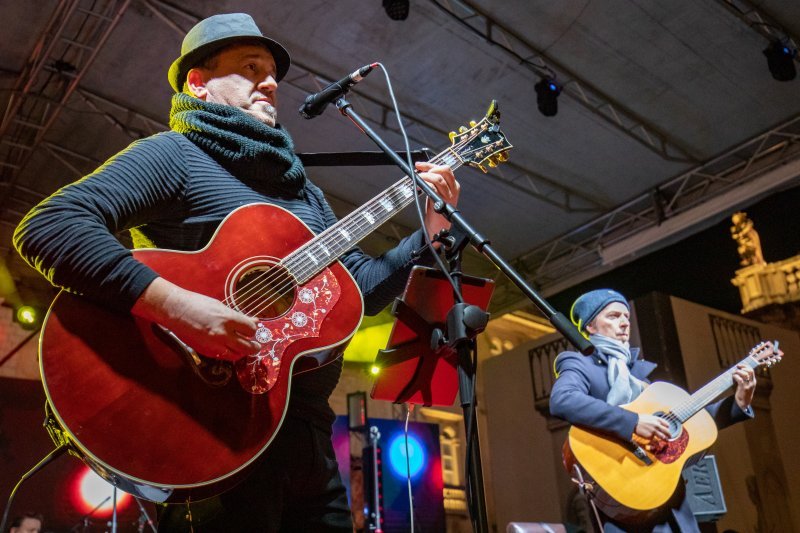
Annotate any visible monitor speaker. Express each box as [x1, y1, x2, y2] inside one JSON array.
[[683, 454, 727, 522]]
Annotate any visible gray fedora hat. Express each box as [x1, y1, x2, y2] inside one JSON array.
[[168, 13, 291, 92]]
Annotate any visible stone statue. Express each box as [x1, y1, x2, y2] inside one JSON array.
[[731, 212, 766, 267]]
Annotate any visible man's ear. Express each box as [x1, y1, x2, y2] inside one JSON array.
[[186, 68, 208, 99], [585, 321, 596, 335]]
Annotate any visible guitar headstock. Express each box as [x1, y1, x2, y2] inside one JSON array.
[[749, 340, 783, 368], [448, 100, 512, 173]]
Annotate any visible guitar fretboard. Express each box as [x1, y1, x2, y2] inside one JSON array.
[[669, 355, 759, 422], [281, 149, 465, 284]]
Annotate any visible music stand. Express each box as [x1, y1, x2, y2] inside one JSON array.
[[370, 266, 494, 407]]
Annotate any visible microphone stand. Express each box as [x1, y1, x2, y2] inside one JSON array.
[[69, 496, 110, 532], [334, 97, 593, 532], [134, 497, 157, 533]]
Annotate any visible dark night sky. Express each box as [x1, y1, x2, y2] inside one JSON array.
[[548, 181, 800, 315]]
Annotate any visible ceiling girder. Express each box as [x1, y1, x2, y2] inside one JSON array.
[[142, 0, 606, 213], [0, 0, 132, 205], [711, 0, 800, 52], [491, 114, 800, 312], [430, 0, 702, 164]]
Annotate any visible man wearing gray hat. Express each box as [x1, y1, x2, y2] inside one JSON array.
[[15, 12, 459, 532], [549, 289, 757, 532]]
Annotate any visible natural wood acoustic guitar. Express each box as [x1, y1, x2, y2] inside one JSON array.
[[562, 340, 783, 525], [38, 102, 511, 503]]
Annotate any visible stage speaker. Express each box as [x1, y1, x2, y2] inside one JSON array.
[[346, 391, 367, 431], [682, 455, 727, 522]]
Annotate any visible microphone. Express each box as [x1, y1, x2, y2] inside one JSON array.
[[299, 63, 377, 119]]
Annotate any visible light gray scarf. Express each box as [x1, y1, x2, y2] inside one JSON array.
[[590, 334, 645, 406]]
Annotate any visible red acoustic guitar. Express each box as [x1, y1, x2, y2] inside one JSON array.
[[38, 102, 511, 503]]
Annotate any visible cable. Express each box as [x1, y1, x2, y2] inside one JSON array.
[[404, 404, 416, 533], [1, 445, 68, 533], [374, 62, 464, 304], [461, 342, 480, 527]]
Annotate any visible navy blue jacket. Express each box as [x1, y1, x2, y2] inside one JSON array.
[[550, 348, 752, 532]]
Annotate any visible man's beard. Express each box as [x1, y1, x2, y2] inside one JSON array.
[[249, 102, 277, 126]]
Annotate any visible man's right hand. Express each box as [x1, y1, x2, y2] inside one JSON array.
[[634, 413, 671, 441], [131, 277, 260, 361]]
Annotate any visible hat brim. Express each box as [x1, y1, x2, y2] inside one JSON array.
[[168, 35, 291, 92]]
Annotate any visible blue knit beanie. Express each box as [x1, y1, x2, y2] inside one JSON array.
[[570, 289, 629, 333]]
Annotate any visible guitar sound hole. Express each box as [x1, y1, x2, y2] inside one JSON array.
[[654, 411, 682, 441], [233, 265, 296, 319]]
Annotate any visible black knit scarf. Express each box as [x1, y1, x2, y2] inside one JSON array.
[[169, 92, 306, 198]]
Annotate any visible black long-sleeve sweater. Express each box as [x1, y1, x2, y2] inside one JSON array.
[[14, 130, 431, 423]]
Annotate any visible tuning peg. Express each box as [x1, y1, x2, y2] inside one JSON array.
[[449, 131, 457, 142], [487, 159, 498, 168], [469, 120, 477, 128], [477, 164, 487, 173], [498, 152, 509, 161], [459, 126, 468, 133]]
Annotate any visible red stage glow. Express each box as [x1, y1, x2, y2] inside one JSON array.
[[72, 467, 132, 517]]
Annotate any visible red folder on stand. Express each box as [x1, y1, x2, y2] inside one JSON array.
[[370, 266, 494, 407]]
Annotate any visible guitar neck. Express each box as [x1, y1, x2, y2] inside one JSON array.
[[670, 356, 759, 422], [282, 148, 466, 284]]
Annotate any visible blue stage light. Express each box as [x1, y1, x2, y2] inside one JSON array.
[[535, 78, 562, 117], [763, 39, 796, 81], [388, 434, 426, 478]]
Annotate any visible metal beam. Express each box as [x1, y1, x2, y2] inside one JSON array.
[[491, 114, 800, 313], [0, 0, 132, 204], [711, 0, 800, 52], [142, 0, 606, 213], [428, 0, 701, 163]]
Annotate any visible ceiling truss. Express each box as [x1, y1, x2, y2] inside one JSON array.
[[491, 113, 800, 312], [712, 0, 800, 52], [429, 0, 701, 163], [3, 0, 799, 313], [0, 0, 131, 204]]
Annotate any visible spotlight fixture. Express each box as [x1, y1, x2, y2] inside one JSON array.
[[14, 305, 42, 330], [763, 39, 797, 81], [383, 0, 409, 21], [534, 78, 562, 117]]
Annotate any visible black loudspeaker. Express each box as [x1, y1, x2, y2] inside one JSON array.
[[682, 455, 727, 522]]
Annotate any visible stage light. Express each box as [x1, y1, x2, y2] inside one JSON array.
[[75, 467, 131, 516], [388, 433, 426, 478], [535, 78, 562, 117], [763, 39, 797, 81], [14, 305, 41, 330], [383, 0, 409, 20], [370, 365, 381, 375]]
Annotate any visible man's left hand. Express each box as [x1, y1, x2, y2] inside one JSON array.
[[414, 161, 460, 244], [732, 363, 756, 411]]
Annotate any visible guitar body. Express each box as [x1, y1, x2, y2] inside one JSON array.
[[39, 203, 364, 503], [565, 382, 718, 524]]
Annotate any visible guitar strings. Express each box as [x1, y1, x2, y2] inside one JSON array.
[[220, 137, 475, 314], [671, 362, 752, 420], [221, 161, 443, 314], [658, 355, 760, 425], [231, 138, 500, 318], [230, 179, 419, 317], [232, 155, 452, 317], [224, 138, 494, 317], [234, 179, 423, 316], [228, 138, 483, 314]]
